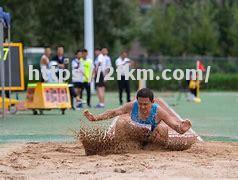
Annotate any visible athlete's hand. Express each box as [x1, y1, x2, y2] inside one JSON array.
[[179, 119, 192, 134], [83, 109, 96, 121]]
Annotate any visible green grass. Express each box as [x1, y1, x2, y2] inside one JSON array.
[[0, 92, 237, 143]]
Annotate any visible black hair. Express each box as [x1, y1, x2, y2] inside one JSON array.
[[44, 46, 50, 49], [75, 49, 82, 55], [136, 88, 154, 102], [82, 48, 88, 53], [95, 47, 101, 51], [56, 45, 64, 50], [120, 50, 127, 54]]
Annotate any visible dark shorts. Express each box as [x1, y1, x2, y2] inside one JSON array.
[[95, 72, 105, 87], [73, 82, 84, 88]]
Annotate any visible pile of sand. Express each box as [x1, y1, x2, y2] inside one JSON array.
[[78, 121, 142, 155]]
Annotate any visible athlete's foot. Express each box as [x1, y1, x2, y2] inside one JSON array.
[[177, 119, 191, 134]]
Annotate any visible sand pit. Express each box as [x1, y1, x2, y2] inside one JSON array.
[[0, 110, 236, 179], [0, 141, 237, 179]]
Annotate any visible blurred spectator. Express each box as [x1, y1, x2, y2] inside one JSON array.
[[94, 47, 112, 108], [102, 48, 112, 74], [52, 45, 68, 82], [115, 51, 133, 105], [71, 49, 83, 108], [52, 45, 66, 69], [40, 46, 51, 82], [79, 49, 94, 108]]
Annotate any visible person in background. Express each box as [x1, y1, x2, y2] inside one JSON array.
[[79, 49, 94, 108], [52, 45, 69, 82], [187, 72, 201, 101], [94, 48, 112, 108], [52, 45, 65, 69], [93, 48, 101, 82], [102, 48, 112, 73], [40, 46, 51, 82], [71, 49, 83, 109], [115, 51, 133, 105]]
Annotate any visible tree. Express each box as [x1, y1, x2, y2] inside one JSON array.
[[227, 2, 238, 56], [139, 5, 183, 55], [35, 0, 84, 52], [186, 1, 219, 55], [138, 0, 220, 56], [0, 0, 39, 45], [93, 0, 138, 55], [0, 0, 138, 54]]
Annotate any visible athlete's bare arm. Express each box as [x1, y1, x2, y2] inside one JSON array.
[[156, 107, 191, 134], [84, 102, 133, 121]]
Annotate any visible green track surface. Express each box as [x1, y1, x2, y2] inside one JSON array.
[[0, 92, 237, 143]]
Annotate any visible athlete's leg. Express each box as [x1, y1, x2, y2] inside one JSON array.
[[107, 114, 150, 142], [149, 121, 168, 146]]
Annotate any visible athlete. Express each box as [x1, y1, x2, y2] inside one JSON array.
[[84, 88, 191, 144]]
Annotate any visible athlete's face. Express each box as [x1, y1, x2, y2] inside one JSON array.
[[137, 97, 153, 115]]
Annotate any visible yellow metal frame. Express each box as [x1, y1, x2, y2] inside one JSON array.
[[0, 97, 19, 109], [2, 43, 24, 91]]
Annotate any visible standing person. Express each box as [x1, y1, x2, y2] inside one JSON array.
[[71, 49, 83, 108], [115, 51, 133, 105], [187, 72, 200, 101], [93, 48, 101, 78], [102, 48, 112, 73], [40, 46, 51, 82], [80, 49, 94, 108], [94, 48, 112, 108], [52, 45, 67, 82], [52, 45, 66, 69]]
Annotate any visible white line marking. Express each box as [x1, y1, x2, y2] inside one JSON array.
[[205, 66, 211, 83]]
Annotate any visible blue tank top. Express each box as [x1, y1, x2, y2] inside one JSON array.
[[130, 101, 159, 131]]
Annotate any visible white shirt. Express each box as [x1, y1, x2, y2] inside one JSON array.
[[104, 55, 112, 70], [115, 57, 131, 76], [40, 55, 56, 82], [71, 58, 83, 83], [95, 54, 112, 75], [40, 54, 50, 69]]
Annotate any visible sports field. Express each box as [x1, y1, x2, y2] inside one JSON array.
[[0, 91, 237, 143]]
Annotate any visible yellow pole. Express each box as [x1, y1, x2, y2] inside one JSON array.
[[196, 80, 200, 98], [195, 60, 201, 103], [138, 80, 146, 90]]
